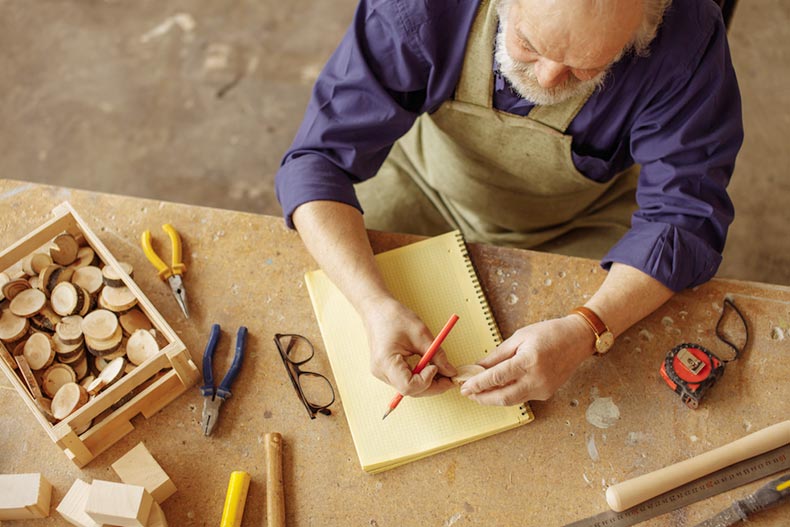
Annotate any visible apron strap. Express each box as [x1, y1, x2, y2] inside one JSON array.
[[527, 87, 594, 133], [455, 0, 496, 108]]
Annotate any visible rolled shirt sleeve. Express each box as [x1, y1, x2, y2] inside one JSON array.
[[275, 0, 477, 228], [601, 5, 743, 291]]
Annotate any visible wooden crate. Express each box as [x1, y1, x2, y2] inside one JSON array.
[[0, 202, 199, 467]]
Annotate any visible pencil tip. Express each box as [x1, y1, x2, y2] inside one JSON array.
[[382, 409, 391, 420]]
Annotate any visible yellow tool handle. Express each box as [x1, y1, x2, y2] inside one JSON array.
[[220, 471, 251, 527], [163, 223, 186, 275], [141, 230, 172, 280]]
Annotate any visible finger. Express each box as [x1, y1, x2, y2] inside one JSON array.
[[465, 379, 529, 406], [400, 364, 438, 396], [477, 339, 518, 368], [429, 348, 457, 377], [460, 360, 520, 396], [376, 354, 420, 394], [416, 376, 456, 397]]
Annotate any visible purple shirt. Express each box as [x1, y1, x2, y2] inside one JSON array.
[[275, 0, 743, 292]]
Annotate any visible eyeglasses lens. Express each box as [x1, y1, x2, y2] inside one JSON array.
[[285, 335, 314, 363], [298, 373, 335, 409]]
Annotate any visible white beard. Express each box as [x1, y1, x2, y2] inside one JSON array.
[[494, 8, 609, 106]]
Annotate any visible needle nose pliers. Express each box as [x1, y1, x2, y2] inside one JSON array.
[[141, 224, 190, 319]]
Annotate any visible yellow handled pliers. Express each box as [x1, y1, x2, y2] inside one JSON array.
[[141, 224, 190, 319]]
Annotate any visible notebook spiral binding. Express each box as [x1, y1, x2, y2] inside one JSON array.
[[453, 232, 530, 417], [454, 231, 501, 346]]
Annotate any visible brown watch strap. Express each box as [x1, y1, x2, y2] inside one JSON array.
[[571, 306, 609, 337]]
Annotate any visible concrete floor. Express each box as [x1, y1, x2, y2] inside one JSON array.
[[1, 0, 788, 286]]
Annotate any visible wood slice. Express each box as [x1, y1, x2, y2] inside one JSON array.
[[73, 232, 87, 247], [9, 288, 46, 318], [50, 233, 80, 266], [71, 266, 103, 295], [52, 333, 84, 356], [42, 363, 78, 398], [14, 355, 44, 399], [51, 282, 86, 317], [119, 309, 153, 336], [93, 356, 108, 373], [12, 339, 27, 357], [30, 306, 61, 334], [126, 329, 160, 366], [2, 278, 31, 301], [81, 309, 119, 341], [23, 333, 56, 370], [22, 252, 52, 276], [80, 374, 95, 389], [28, 275, 39, 289], [102, 261, 134, 287], [38, 264, 62, 295], [56, 315, 84, 345], [58, 346, 86, 365], [56, 266, 75, 285], [51, 382, 89, 420], [102, 347, 126, 361], [85, 325, 123, 357], [0, 308, 30, 342], [100, 285, 138, 312], [72, 354, 89, 380], [78, 287, 91, 317], [451, 364, 486, 385], [0, 271, 9, 301], [87, 356, 126, 395], [69, 246, 96, 269]]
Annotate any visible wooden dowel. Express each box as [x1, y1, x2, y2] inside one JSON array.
[[606, 420, 790, 512], [265, 432, 286, 527]]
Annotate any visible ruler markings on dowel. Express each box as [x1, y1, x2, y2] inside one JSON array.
[[563, 443, 790, 527]]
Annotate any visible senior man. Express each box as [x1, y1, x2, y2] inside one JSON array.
[[275, 0, 743, 405]]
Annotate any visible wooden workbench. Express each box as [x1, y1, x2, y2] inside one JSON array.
[[1, 179, 788, 526]]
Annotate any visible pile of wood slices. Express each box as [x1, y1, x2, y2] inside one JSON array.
[[0, 232, 162, 425]]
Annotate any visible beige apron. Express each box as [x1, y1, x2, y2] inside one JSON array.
[[356, 0, 639, 259]]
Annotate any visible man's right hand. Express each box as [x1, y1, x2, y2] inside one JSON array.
[[293, 200, 457, 397], [362, 296, 457, 397]]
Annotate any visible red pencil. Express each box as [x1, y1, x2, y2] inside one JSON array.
[[381, 314, 460, 420]]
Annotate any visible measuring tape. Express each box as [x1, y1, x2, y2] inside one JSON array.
[[660, 298, 748, 408], [660, 343, 724, 409], [563, 443, 790, 527]]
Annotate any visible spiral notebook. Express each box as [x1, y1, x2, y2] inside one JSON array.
[[304, 231, 534, 473]]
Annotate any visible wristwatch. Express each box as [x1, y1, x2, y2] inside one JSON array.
[[570, 306, 615, 355]]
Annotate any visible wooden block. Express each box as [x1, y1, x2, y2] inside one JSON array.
[[56, 479, 102, 527], [85, 479, 153, 527], [147, 501, 169, 527], [0, 473, 52, 520], [111, 442, 177, 504]]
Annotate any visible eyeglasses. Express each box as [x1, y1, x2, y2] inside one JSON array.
[[274, 333, 335, 419]]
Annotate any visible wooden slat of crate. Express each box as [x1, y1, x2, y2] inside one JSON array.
[[0, 202, 199, 467]]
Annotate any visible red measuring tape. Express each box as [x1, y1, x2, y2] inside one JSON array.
[[660, 298, 748, 409]]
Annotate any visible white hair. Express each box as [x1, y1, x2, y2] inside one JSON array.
[[497, 0, 672, 57]]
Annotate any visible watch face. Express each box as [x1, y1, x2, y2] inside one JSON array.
[[595, 331, 615, 353]]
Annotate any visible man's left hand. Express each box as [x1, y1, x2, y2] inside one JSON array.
[[460, 315, 594, 405]]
